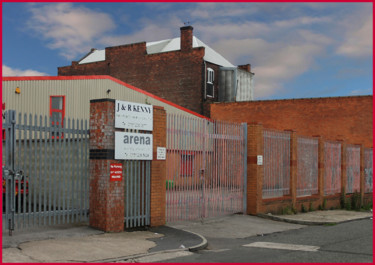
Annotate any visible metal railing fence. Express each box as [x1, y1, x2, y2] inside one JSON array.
[[346, 145, 361, 194], [297, 137, 318, 197], [263, 129, 291, 199], [364, 148, 373, 193], [2, 110, 89, 231], [324, 141, 342, 195]]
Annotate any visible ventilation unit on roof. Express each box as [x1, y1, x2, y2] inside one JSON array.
[[218, 67, 254, 102]]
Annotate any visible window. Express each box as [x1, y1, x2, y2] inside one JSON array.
[[50, 96, 65, 138], [180, 153, 194, 177], [206, 68, 214, 98]]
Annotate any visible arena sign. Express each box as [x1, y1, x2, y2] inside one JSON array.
[[115, 132, 153, 160]]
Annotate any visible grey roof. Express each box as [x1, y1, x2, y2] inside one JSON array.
[[79, 36, 235, 68]]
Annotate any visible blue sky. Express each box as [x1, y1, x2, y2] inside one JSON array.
[[2, 2, 373, 100]]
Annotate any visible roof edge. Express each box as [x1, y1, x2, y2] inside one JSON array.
[[2, 75, 209, 120]]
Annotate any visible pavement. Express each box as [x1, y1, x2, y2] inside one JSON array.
[[2, 209, 372, 263]]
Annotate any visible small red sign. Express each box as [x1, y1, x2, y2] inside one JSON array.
[[110, 163, 123, 182]]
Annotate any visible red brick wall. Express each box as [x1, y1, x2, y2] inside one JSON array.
[[211, 96, 373, 148], [59, 43, 206, 115], [246, 124, 371, 216]]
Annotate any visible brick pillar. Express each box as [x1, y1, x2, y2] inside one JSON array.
[[315, 136, 325, 203], [338, 140, 347, 195], [359, 144, 365, 205], [150, 106, 166, 226], [89, 99, 124, 232], [286, 130, 297, 208], [246, 123, 264, 215]]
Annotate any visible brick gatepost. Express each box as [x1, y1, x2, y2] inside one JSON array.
[[150, 106, 166, 226], [89, 99, 124, 232], [285, 130, 297, 208], [89, 99, 167, 232], [315, 136, 325, 206], [359, 144, 365, 205], [246, 123, 264, 215]]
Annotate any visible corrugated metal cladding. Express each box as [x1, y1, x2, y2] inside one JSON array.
[[218, 68, 254, 102], [2, 78, 201, 120]]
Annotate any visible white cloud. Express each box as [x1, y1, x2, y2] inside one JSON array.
[[273, 16, 332, 28], [252, 43, 323, 98], [210, 30, 326, 98], [350, 88, 372, 95], [196, 22, 271, 44], [3, 65, 48, 76], [190, 3, 256, 19], [26, 3, 116, 59], [99, 20, 179, 47], [297, 30, 333, 46], [336, 14, 373, 58]]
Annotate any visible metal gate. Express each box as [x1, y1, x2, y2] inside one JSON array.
[[166, 114, 247, 222], [2, 110, 89, 233], [124, 160, 150, 228]]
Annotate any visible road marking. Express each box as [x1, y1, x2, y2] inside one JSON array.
[[243, 242, 320, 252]]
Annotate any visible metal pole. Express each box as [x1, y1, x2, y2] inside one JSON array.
[[242, 123, 247, 214]]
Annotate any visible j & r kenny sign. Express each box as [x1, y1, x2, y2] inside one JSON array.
[[115, 100, 153, 131]]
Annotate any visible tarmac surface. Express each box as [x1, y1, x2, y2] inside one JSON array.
[[2, 209, 372, 263]]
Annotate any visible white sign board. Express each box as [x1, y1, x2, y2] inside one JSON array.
[[115, 132, 153, 160], [257, 155, 263, 166], [115, 100, 153, 131], [157, 147, 166, 160]]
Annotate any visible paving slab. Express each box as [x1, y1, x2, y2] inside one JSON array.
[[3, 231, 162, 263], [168, 214, 305, 239], [259, 210, 373, 225]]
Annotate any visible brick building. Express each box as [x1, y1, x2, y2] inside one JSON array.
[[210, 96, 373, 148], [58, 26, 254, 116]]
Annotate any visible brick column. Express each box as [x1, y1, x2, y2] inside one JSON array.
[[315, 136, 325, 204], [246, 123, 264, 215], [285, 130, 297, 208], [150, 106, 166, 226], [89, 99, 124, 232], [359, 144, 365, 205], [339, 140, 347, 195]]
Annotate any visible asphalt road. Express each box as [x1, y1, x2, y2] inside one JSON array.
[[162, 219, 373, 263]]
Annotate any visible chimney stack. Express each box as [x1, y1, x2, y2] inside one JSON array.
[[238, 64, 251, 72], [180, 26, 193, 52]]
